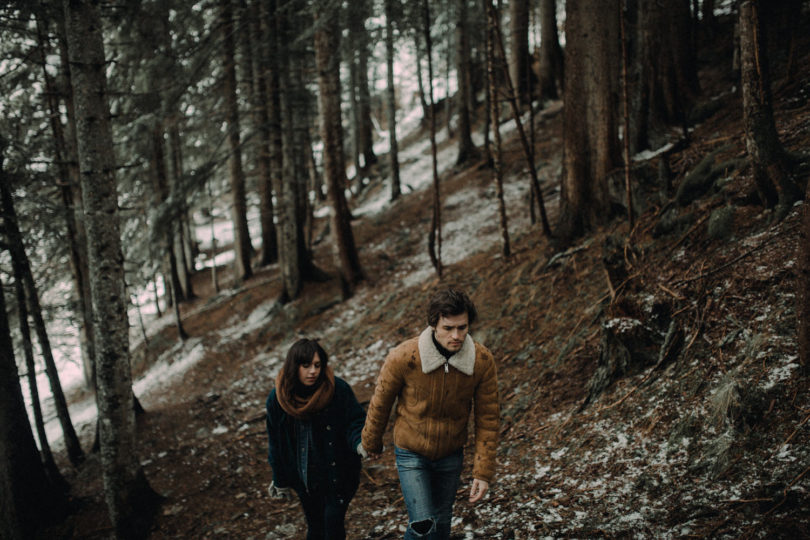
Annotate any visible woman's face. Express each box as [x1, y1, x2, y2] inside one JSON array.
[[297, 352, 322, 386]]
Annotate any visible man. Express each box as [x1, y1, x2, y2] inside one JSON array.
[[362, 287, 499, 539]]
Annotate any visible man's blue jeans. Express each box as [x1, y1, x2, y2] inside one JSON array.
[[395, 446, 463, 539]]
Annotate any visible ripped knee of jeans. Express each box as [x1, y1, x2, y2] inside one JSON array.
[[410, 518, 435, 536]]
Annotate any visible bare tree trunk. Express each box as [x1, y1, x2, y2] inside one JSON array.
[[0, 177, 85, 467], [739, 0, 801, 219], [356, 6, 377, 170], [221, 0, 254, 282], [423, 0, 443, 277], [205, 178, 220, 293], [413, 31, 430, 127], [54, 14, 97, 392], [314, 1, 365, 298], [455, 0, 479, 167], [559, 0, 621, 243], [486, 0, 511, 258], [273, 0, 302, 302], [620, 1, 635, 229], [385, 0, 402, 201], [0, 270, 67, 539], [509, 0, 531, 107], [253, 0, 278, 266], [489, 0, 552, 237], [480, 0, 493, 164], [799, 177, 810, 375], [538, 0, 563, 101], [63, 0, 161, 535], [348, 57, 361, 179], [10, 236, 65, 490]]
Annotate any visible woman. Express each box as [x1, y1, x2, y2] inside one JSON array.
[[265, 339, 366, 539]]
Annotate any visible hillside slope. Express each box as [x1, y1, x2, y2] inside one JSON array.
[[61, 26, 810, 539]]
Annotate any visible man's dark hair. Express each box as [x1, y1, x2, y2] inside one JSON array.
[[426, 287, 477, 327]]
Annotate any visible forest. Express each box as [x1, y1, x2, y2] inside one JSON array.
[[1, 0, 809, 538]]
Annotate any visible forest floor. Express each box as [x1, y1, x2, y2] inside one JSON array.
[[56, 32, 810, 540]]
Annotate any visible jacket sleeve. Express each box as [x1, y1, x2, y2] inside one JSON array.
[[472, 349, 500, 482], [265, 389, 292, 488], [338, 379, 366, 450], [361, 348, 406, 454]]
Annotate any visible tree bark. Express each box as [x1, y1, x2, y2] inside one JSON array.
[[559, 0, 621, 243], [423, 0, 442, 277], [538, 0, 563, 101], [385, 0, 402, 201], [634, 0, 699, 151], [253, 0, 278, 266], [486, 0, 511, 258], [63, 0, 161, 535], [455, 0, 479, 167], [273, 0, 302, 302], [11, 255, 65, 490], [509, 0, 531, 107], [221, 0, 254, 282], [353, 0, 377, 170], [314, 0, 365, 297], [489, 0, 552, 237], [739, 0, 801, 217], [54, 13, 97, 392], [0, 271, 67, 540], [0, 177, 85, 467]]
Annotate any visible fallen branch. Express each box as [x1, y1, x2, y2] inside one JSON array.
[[362, 468, 382, 487], [764, 464, 810, 516], [672, 223, 800, 287], [778, 412, 810, 448]]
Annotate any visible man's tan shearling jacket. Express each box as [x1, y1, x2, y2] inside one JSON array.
[[362, 327, 499, 482]]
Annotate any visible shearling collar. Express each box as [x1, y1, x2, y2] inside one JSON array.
[[418, 326, 475, 376]]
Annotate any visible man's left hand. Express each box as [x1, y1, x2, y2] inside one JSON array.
[[469, 479, 489, 503]]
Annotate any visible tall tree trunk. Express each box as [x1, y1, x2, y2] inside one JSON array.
[[385, 0, 402, 201], [0, 177, 85, 467], [455, 0, 479, 166], [253, 0, 278, 266], [538, 0, 563, 101], [274, 0, 302, 302], [357, 42, 377, 170], [314, 1, 365, 298], [489, 0, 552, 237], [798, 176, 810, 375], [635, 0, 699, 150], [221, 0, 254, 282], [509, 0, 531, 107], [480, 0, 493, 164], [0, 270, 67, 540], [559, 0, 621, 244], [168, 126, 195, 300], [9, 229, 66, 490], [63, 1, 161, 535], [348, 59, 361, 180], [620, 1, 635, 229], [413, 32, 430, 127], [486, 0, 511, 258], [739, 0, 801, 218], [55, 13, 97, 392], [291, 62, 330, 283], [423, 0, 442, 277]]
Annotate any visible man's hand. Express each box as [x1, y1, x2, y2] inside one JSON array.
[[469, 478, 489, 503]]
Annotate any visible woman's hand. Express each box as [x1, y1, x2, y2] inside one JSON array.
[[268, 481, 294, 501]]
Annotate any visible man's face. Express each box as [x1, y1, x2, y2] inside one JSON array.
[[433, 312, 469, 352]]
